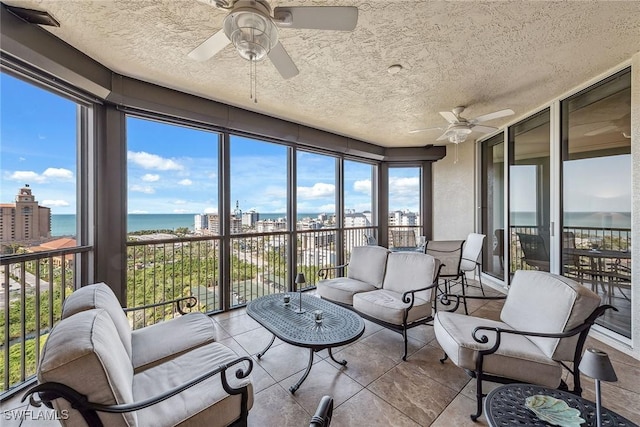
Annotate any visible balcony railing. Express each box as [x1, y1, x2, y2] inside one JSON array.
[[0, 245, 91, 395], [1, 226, 376, 396]]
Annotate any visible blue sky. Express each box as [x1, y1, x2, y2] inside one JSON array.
[[1, 72, 419, 215]]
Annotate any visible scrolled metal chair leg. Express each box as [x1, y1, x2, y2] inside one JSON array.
[[439, 352, 448, 363]]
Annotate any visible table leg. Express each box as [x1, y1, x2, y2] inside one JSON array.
[[328, 348, 347, 366], [290, 348, 314, 394], [256, 334, 276, 360]]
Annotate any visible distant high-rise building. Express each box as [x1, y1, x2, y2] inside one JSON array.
[[194, 214, 207, 232], [242, 210, 259, 227], [0, 185, 51, 244]]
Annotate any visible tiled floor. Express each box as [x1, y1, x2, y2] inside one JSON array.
[[3, 282, 640, 426]]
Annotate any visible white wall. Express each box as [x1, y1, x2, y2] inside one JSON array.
[[432, 141, 476, 240]]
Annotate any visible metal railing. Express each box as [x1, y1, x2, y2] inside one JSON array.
[[0, 245, 92, 395]]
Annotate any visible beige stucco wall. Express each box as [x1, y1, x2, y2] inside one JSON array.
[[432, 141, 476, 240]]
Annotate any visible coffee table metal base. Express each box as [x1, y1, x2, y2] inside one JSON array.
[[247, 293, 365, 394]]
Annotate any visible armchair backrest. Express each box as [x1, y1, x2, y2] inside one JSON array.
[[62, 282, 132, 358], [460, 233, 485, 273], [425, 240, 464, 278], [347, 245, 390, 288], [39, 309, 136, 427], [382, 252, 437, 304], [500, 270, 601, 361]]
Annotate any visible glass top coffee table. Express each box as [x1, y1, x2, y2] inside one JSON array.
[[246, 293, 365, 394], [485, 383, 636, 426]]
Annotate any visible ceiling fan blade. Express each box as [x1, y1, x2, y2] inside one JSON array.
[[273, 6, 358, 31], [584, 124, 617, 136], [471, 125, 498, 134], [439, 111, 458, 124], [188, 29, 230, 61], [472, 109, 514, 123], [436, 132, 450, 141], [268, 42, 299, 79], [409, 126, 443, 134]]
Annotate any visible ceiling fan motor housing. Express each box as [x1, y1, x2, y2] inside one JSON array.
[[223, 1, 278, 61]]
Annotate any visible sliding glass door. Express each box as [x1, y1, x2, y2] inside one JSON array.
[[480, 134, 505, 279], [561, 68, 631, 338]]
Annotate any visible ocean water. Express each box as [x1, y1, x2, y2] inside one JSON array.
[[50, 213, 320, 236], [511, 211, 631, 228]]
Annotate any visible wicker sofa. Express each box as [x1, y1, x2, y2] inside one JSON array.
[[25, 283, 253, 427], [316, 246, 441, 360]]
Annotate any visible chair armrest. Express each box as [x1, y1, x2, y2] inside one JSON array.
[[24, 356, 253, 426], [317, 264, 348, 280], [309, 395, 334, 427], [438, 294, 506, 312], [472, 305, 617, 355], [123, 295, 198, 315]]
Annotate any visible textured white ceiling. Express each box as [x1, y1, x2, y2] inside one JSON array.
[[5, 0, 640, 147]]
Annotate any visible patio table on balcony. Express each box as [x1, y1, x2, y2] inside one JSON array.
[[564, 248, 631, 302], [246, 293, 365, 394]]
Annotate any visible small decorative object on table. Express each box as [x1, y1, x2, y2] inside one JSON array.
[[314, 309, 323, 324], [579, 348, 618, 427], [283, 294, 290, 305], [525, 395, 585, 427], [295, 272, 306, 314]]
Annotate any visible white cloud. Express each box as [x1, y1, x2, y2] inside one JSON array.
[[41, 199, 70, 207], [297, 183, 335, 199], [178, 179, 193, 186], [127, 151, 183, 171], [173, 209, 189, 213], [19, 157, 26, 161], [8, 168, 74, 183], [174, 200, 187, 205], [353, 179, 371, 195], [130, 184, 155, 194], [9, 171, 41, 182], [204, 207, 218, 214], [142, 174, 160, 182], [130, 210, 148, 214], [43, 168, 74, 180], [318, 203, 336, 212]]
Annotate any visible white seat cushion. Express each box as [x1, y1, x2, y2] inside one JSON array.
[[500, 270, 601, 361], [353, 289, 431, 325], [39, 309, 136, 427], [134, 342, 254, 427], [316, 277, 377, 306], [131, 313, 218, 371], [61, 282, 133, 358], [346, 245, 390, 288], [434, 311, 562, 388], [382, 252, 437, 303]]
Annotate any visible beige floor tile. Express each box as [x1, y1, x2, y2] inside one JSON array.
[[331, 341, 398, 386], [232, 326, 284, 355], [216, 313, 261, 336], [248, 384, 311, 427], [280, 359, 363, 414], [358, 327, 425, 363], [368, 363, 458, 426], [252, 342, 320, 382], [406, 323, 437, 344], [431, 393, 489, 427], [582, 379, 640, 424], [332, 389, 421, 427], [406, 344, 471, 392]]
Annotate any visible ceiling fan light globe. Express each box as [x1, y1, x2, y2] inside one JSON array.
[[223, 10, 278, 61]]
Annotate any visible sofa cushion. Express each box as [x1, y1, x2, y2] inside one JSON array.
[[382, 252, 437, 303], [346, 246, 389, 288], [316, 277, 377, 306], [500, 270, 601, 361], [61, 282, 132, 358], [131, 313, 218, 371], [38, 309, 136, 427], [353, 289, 431, 325], [134, 341, 254, 427], [434, 311, 562, 388]]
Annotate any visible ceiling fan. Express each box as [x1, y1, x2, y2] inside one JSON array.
[[410, 106, 515, 143], [188, 0, 358, 80]]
